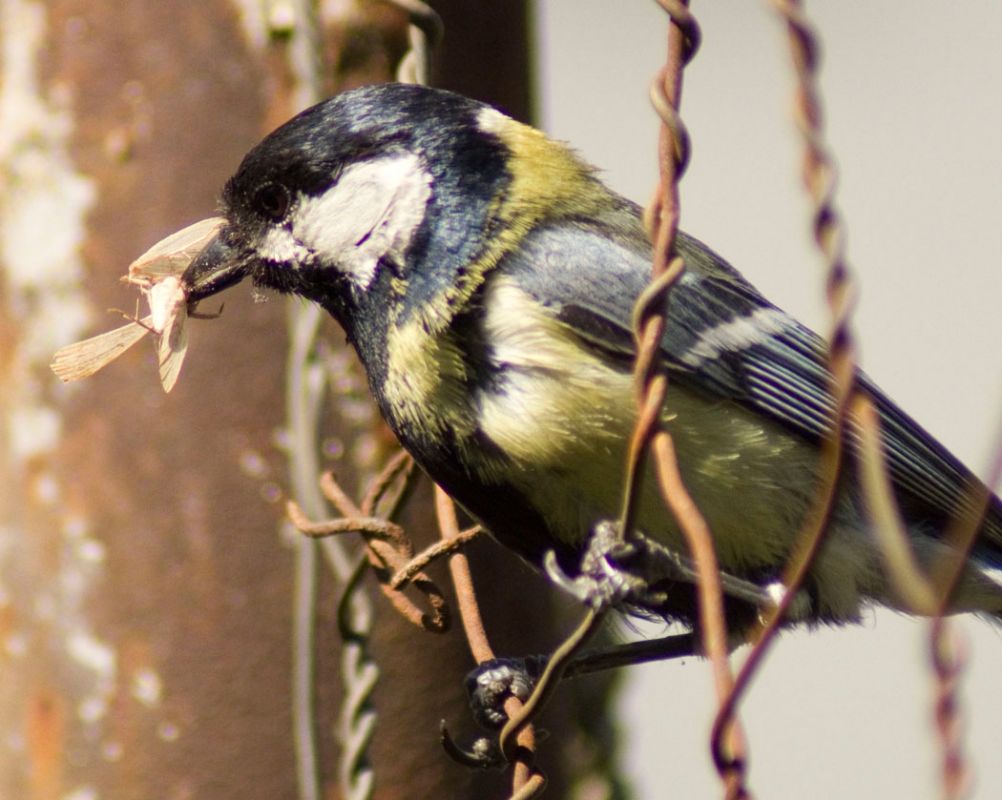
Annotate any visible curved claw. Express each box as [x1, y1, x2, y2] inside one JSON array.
[[543, 551, 590, 601], [543, 543, 648, 611], [439, 720, 504, 770]]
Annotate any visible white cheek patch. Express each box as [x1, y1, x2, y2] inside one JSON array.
[[258, 225, 312, 265], [292, 152, 432, 288]]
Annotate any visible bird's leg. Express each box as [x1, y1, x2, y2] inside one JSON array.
[[460, 522, 800, 745], [545, 520, 776, 612], [460, 633, 700, 744]]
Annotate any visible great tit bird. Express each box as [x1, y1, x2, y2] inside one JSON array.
[[182, 82, 1002, 635]]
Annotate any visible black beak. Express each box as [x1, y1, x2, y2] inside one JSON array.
[[183, 232, 251, 304]]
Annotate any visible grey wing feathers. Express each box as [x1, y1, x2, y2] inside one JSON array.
[[502, 222, 1002, 547]]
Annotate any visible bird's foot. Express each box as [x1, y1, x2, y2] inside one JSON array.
[[465, 655, 548, 730], [546, 520, 790, 614], [544, 520, 674, 610]]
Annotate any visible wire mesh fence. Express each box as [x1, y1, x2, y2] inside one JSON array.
[[3, 2, 999, 799]]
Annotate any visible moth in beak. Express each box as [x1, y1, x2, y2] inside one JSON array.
[[51, 217, 225, 392], [181, 227, 253, 306]]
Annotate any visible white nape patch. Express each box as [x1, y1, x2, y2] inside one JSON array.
[[476, 106, 512, 136], [292, 152, 432, 288], [680, 307, 791, 367]]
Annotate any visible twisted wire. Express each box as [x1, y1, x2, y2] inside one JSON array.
[[931, 620, 971, 799], [278, 4, 335, 795], [484, 13, 703, 787], [383, 0, 443, 85], [286, 300, 326, 800], [619, 0, 698, 540], [711, 4, 861, 792], [317, 1, 445, 790], [273, 2, 381, 797], [629, 4, 753, 798], [434, 488, 545, 797], [335, 555, 380, 799], [925, 430, 1002, 797]]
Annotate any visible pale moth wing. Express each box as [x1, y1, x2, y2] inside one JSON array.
[[50, 217, 223, 391]]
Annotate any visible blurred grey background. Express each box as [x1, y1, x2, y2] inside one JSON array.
[[535, 2, 1002, 798]]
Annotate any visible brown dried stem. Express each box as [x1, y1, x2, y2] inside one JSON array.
[[853, 396, 938, 613], [651, 431, 747, 787], [434, 488, 543, 797], [286, 460, 450, 632]]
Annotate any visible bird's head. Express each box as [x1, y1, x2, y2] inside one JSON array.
[[183, 82, 610, 350]]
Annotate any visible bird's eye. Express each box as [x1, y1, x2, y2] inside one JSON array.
[[254, 182, 291, 221]]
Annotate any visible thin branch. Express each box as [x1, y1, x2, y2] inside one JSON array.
[[435, 488, 543, 795], [853, 395, 938, 613]]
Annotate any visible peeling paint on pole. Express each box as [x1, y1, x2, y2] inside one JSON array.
[[0, 1, 115, 795], [1, 0, 306, 794], [0, 0, 97, 443]]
